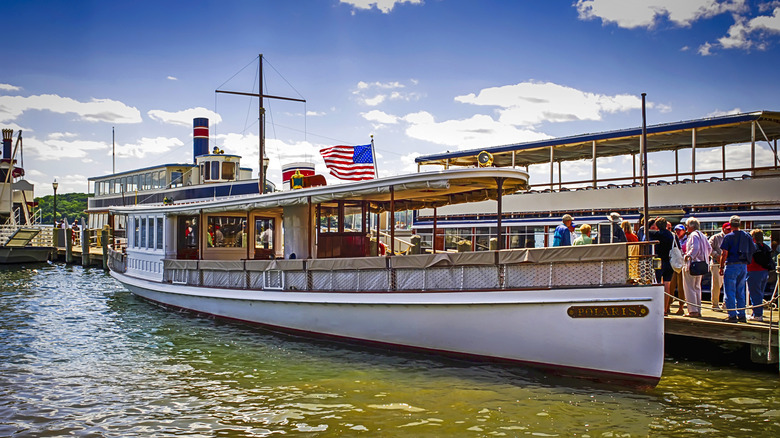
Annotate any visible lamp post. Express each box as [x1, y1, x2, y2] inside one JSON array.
[[52, 179, 59, 226], [262, 156, 270, 193]]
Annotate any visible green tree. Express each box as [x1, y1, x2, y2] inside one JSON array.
[[35, 193, 90, 225]]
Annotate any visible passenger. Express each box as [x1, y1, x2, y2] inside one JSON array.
[[681, 217, 711, 318], [674, 224, 687, 252], [207, 224, 214, 247], [648, 217, 675, 315], [708, 223, 731, 311], [622, 220, 638, 243], [573, 224, 592, 245], [214, 225, 224, 247], [719, 215, 756, 323], [746, 229, 773, 322], [603, 212, 627, 243], [552, 214, 574, 247]]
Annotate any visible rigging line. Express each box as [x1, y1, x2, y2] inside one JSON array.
[[215, 56, 258, 91], [264, 73, 278, 141], [263, 56, 306, 100], [243, 63, 259, 135]]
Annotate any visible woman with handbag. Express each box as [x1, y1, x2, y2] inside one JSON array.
[[648, 217, 675, 315], [682, 217, 712, 317]]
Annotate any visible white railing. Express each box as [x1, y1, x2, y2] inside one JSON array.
[[152, 243, 656, 293]]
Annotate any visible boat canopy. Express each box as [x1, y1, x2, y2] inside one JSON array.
[[415, 110, 780, 168], [108, 168, 529, 215]]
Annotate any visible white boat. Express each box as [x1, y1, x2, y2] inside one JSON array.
[[107, 167, 665, 386]]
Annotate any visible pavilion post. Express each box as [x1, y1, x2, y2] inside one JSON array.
[[592, 140, 597, 189], [722, 143, 727, 178], [751, 121, 756, 170], [549, 146, 555, 189], [432, 207, 437, 254], [641, 93, 649, 242], [691, 128, 697, 181], [390, 186, 395, 256], [496, 177, 504, 250]]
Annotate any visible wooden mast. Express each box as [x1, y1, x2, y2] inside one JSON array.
[[216, 54, 306, 194]]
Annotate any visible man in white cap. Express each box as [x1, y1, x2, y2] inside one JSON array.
[[553, 214, 574, 246]]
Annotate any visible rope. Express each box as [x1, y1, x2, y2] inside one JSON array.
[[661, 270, 779, 313]]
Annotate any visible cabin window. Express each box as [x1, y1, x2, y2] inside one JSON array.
[[177, 216, 199, 260], [344, 203, 364, 232], [201, 164, 208, 181], [319, 206, 339, 232], [445, 228, 472, 251], [133, 217, 140, 248], [508, 226, 543, 249], [171, 171, 183, 188], [210, 162, 220, 181], [254, 218, 274, 259], [140, 217, 147, 248], [156, 217, 163, 249], [206, 216, 245, 247], [221, 162, 235, 180]]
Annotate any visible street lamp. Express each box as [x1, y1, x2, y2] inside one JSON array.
[[52, 179, 58, 227], [262, 156, 270, 193]]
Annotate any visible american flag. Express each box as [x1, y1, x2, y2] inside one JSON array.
[[319, 144, 376, 181]]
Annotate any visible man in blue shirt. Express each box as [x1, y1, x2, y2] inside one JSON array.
[[719, 215, 756, 323], [553, 214, 574, 247]]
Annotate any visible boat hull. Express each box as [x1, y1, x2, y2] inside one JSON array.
[[0, 246, 52, 264], [112, 271, 664, 386]]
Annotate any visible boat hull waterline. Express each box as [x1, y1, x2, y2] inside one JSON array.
[[112, 271, 664, 385]]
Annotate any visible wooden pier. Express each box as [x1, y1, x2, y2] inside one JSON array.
[[665, 301, 779, 366]]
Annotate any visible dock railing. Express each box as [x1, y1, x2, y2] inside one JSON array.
[[144, 242, 656, 292]]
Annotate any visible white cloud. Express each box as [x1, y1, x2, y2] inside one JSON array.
[[167, 76, 178, 81], [402, 111, 552, 149], [353, 79, 422, 106], [306, 110, 326, 116], [147, 107, 222, 127], [698, 41, 714, 55], [362, 109, 399, 125], [341, 0, 422, 14], [48, 132, 79, 140], [116, 137, 185, 159], [455, 81, 643, 127], [0, 84, 21, 92], [716, 7, 780, 51], [706, 108, 742, 117], [574, 0, 746, 29], [0, 94, 142, 124], [25, 136, 109, 161], [363, 95, 386, 106]]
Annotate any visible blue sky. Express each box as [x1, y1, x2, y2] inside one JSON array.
[[3, 0, 780, 196]]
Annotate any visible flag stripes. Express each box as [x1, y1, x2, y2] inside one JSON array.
[[320, 144, 375, 181]]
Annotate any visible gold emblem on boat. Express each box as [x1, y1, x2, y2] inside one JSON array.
[[567, 305, 649, 318], [477, 151, 493, 167]]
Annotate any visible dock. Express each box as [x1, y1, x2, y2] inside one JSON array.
[[665, 301, 779, 366]]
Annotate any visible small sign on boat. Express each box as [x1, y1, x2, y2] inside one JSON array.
[[567, 305, 649, 318]]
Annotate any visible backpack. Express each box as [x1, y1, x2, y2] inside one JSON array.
[[753, 242, 775, 271]]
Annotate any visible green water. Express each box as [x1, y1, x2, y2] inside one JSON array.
[[1, 264, 779, 436]]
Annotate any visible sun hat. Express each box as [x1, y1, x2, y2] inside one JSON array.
[[607, 212, 622, 223]]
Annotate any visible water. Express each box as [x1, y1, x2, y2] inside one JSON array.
[[1, 265, 779, 437]]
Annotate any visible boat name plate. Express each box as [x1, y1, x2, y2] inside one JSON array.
[[567, 305, 649, 318]]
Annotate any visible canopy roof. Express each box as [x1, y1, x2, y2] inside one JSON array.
[[415, 110, 780, 168], [109, 167, 529, 215]]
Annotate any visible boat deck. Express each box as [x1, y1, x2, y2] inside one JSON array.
[[665, 300, 779, 364]]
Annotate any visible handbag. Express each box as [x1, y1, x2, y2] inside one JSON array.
[[670, 237, 684, 273], [689, 260, 708, 276]]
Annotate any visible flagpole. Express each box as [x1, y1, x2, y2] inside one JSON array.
[[370, 135, 378, 178]]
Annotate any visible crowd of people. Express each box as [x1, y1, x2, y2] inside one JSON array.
[[552, 212, 778, 322]]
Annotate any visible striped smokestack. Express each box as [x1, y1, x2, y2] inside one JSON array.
[[2, 129, 12, 160], [193, 118, 209, 163]]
